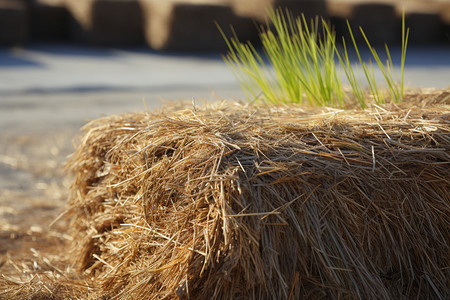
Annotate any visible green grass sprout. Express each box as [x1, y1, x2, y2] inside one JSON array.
[[219, 8, 409, 108]]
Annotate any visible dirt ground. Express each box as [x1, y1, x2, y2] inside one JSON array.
[[0, 128, 76, 277]]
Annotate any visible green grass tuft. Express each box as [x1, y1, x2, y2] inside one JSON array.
[[219, 9, 409, 108]]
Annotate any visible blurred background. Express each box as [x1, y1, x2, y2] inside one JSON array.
[[1, 0, 449, 116], [0, 0, 449, 267]]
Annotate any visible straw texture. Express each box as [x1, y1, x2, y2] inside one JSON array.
[[1, 89, 448, 299], [62, 89, 449, 299]]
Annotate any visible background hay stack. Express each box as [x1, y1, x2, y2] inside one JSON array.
[[140, 0, 257, 51], [0, 0, 28, 45], [66, 91, 450, 299], [230, 0, 328, 22], [66, 0, 144, 45]]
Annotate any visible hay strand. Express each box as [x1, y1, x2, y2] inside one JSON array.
[[61, 89, 450, 299]]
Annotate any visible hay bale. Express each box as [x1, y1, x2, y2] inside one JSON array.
[[231, 0, 327, 22], [405, 12, 443, 44], [328, 1, 399, 45], [327, 0, 450, 45], [398, 0, 446, 45], [65, 90, 450, 299], [66, 0, 144, 46], [442, 0, 450, 24], [140, 0, 257, 51], [29, 0, 69, 41], [0, 0, 28, 45]]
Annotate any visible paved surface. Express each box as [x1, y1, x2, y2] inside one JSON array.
[[0, 45, 242, 94], [1, 44, 449, 93]]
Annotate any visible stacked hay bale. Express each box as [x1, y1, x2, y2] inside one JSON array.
[[0, 0, 28, 45], [64, 90, 450, 299], [65, 0, 145, 46], [140, 0, 257, 51], [29, 0, 69, 41], [231, 0, 328, 22]]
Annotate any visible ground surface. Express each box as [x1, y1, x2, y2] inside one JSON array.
[[0, 44, 449, 287]]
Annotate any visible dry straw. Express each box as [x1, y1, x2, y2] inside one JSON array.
[[59, 90, 449, 299], [1, 90, 449, 299]]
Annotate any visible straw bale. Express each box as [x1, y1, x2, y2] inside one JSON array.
[[231, 0, 328, 22], [328, 2, 398, 45], [66, 0, 144, 46], [0, 0, 28, 45], [140, 0, 257, 51], [59, 89, 450, 299], [29, 0, 69, 41]]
